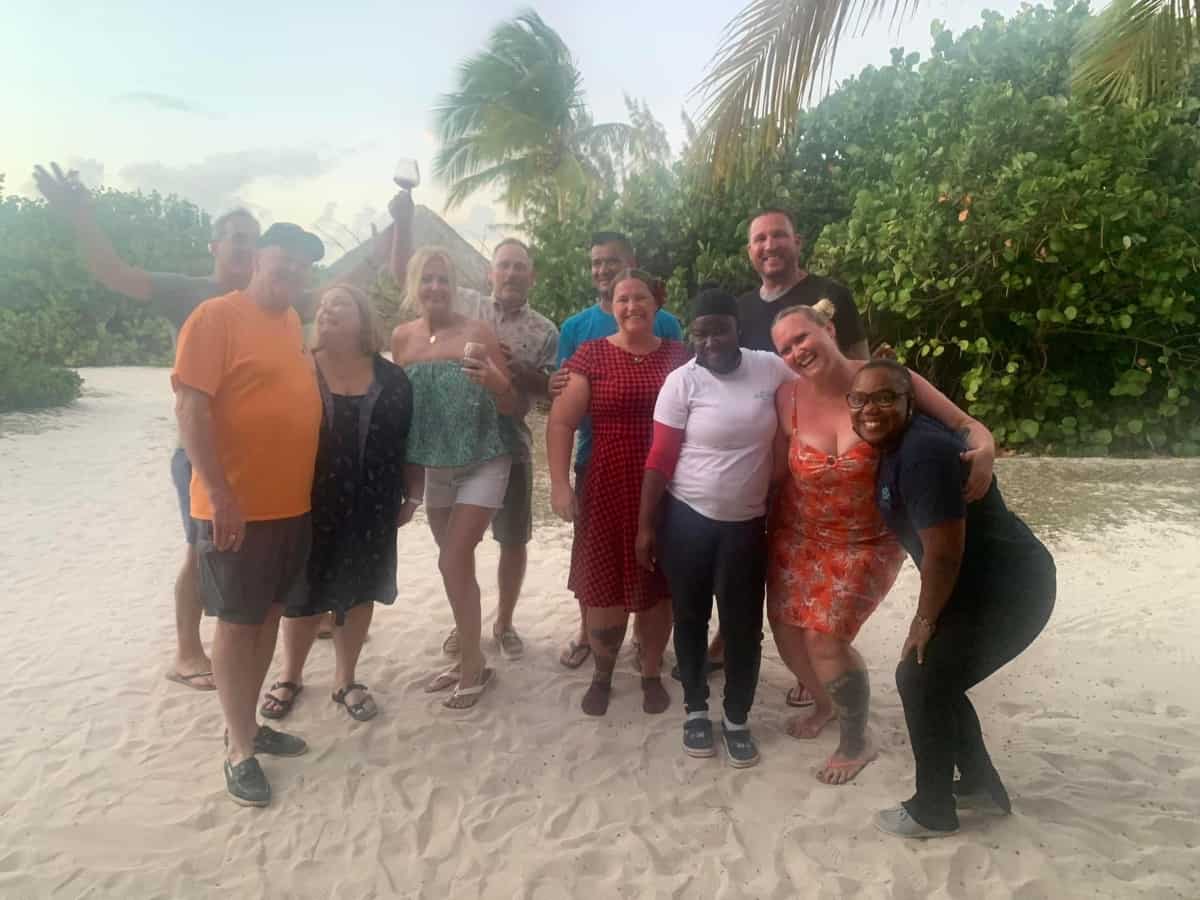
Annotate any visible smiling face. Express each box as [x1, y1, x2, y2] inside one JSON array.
[[590, 241, 635, 295], [253, 245, 311, 311], [771, 309, 839, 378], [611, 275, 657, 338], [691, 314, 740, 374], [748, 212, 802, 282], [315, 287, 366, 353], [210, 213, 259, 290], [849, 365, 913, 446], [490, 242, 534, 310], [417, 255, 453, 323]]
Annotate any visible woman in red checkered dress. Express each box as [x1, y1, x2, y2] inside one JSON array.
[[548, 269, 689, 717]]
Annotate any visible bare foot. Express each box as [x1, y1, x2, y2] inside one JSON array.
[[786, 705, 835, 739], [582, 679, 612, 716], [641, 676, 670, 714], [816, 733, 877, 785]]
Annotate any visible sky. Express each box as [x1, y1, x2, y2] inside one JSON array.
[[5, 0, 1029, 263]]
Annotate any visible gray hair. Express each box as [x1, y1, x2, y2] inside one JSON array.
[[211, 207, 259, 242]]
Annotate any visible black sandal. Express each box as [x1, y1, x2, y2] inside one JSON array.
[[261, 681, 302, 720], [332, 683, 377, 722]]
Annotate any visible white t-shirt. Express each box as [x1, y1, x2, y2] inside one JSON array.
[[653, 349, 795, 522]]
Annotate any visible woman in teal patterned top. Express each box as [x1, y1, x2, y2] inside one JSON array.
[[392, 247, 517, 710]]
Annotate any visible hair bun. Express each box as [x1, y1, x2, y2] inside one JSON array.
[[813, 298, 836, 319]]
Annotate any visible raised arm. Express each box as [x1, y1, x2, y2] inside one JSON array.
[[386, 190, 415, 287], [34, 162, 152, 300], [909, 370, 995, 501]]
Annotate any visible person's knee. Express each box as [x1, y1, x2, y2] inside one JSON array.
[[895, 655, 932, 702], [803, 630, 845, 662]]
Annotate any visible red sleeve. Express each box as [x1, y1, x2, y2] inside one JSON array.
[[562, 339, 596, 378], [645, 421, 685, 479]]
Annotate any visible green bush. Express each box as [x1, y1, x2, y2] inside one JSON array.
[[525, 1, 1200, 455], [0, 359, 82, 413]]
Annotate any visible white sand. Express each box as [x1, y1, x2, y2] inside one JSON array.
[[1, 366, 1198, 899]]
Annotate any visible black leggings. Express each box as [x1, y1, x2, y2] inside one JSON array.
[[896, 549, 1056, 829], [657, 494, 766, 725]]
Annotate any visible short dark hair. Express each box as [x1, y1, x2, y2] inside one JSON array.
[[211, 207, 259, 242], [590, 231, 635, 258], [856, 358, 914, 395], [493, 237, 533, 260], [748, 207, 797, 235]]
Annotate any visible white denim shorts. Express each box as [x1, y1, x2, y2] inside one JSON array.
[[425, 455, 512, 510]]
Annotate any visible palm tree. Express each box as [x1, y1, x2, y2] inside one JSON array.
[[692, 0, 1197, 181], [433, 9, 634, 220]]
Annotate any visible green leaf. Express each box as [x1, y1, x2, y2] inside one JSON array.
[[1019, 419, 1040, 438]]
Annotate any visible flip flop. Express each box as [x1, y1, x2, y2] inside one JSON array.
[[444, 667, 494, 710], [559, 640, 592, 669], [425, 669, 461, 693], [260, 681, 303, 719], [786, 685, 815, 708], [816, 749, 877, 785], [165, 671, 216, 692]]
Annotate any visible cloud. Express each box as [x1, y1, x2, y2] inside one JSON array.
[[119, 148, 340, 216], [116, 91, 213, 117]]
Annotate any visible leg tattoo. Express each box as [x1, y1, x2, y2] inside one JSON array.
[[825, 668, 870, 757], [589, 624, 625, 678]]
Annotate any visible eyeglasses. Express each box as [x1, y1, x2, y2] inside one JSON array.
[[846, 389, 908, 410]]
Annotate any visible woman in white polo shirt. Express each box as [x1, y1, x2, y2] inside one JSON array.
[[635, 288, 794, 767]]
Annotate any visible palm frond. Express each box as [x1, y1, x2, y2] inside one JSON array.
[[691, 0, 920, 180], [1072, 0, 1199, 105]]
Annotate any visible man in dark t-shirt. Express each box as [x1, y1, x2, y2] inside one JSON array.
[[736, 208, 869, 359]]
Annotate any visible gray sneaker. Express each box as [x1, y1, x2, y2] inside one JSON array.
[[875, 805, 958, 839], [720, 725, 760, 768], [227, 725, 309, 757], [683, 718, 716, 758], [224, 757, 270, 807]]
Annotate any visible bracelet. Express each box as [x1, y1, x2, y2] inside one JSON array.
[[913, 613, 936, 632]]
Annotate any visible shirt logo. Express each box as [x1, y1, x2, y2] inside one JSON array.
[[879, 485, 893, 509]]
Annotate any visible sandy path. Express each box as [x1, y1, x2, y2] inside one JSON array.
[[0, 367, 1198, 899]]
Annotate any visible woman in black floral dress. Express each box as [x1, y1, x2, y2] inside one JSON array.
[[262, 286, 422, 722]]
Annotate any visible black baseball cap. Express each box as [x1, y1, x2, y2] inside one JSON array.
[[257, 223, 325, 263]]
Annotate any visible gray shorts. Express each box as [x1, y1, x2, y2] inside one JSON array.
[[195, 514, 311, 625], [170, 447, 198, 544], [492, 458, 533, 545]]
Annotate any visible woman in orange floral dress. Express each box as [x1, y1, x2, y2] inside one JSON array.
[[767, 301, 996, 785]]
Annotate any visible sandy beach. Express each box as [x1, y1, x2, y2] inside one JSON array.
[[1, 366, 1198, 899]]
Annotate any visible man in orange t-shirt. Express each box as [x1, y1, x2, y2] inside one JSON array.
[[173, 223, 324, 808]]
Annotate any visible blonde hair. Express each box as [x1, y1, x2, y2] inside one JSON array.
[[316, 284, 383, 355], [772, 297, 837, 329], [403, 246, 458, 315]]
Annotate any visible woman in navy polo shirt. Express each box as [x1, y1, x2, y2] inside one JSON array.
[[849, 359, 1055, 839]]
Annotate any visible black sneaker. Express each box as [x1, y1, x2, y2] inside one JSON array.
[[254, 725, 308, 757], [224, 726, 309, 757], [224, 757, 270, 807], [683, 718, 716, 757], [721, 724, 760, 768]]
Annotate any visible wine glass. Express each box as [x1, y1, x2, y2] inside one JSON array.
[[393, 158, 421, 191]]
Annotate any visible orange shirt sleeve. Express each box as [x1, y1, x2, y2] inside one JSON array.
[[171, 300, 229, 397]]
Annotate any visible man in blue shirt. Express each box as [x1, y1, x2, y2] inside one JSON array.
[[552, 231, 683, 669]]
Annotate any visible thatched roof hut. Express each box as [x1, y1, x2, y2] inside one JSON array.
[[319, 205, 489, 292]]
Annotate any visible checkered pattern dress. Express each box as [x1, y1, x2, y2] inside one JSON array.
[[564, 337, 689, 612]]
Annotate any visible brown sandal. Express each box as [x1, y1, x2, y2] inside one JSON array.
[[261, 681, 302, 720]]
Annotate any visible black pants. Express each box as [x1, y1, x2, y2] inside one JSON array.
[[657, 494, 766, 724], [896, 549, 1056, 829]]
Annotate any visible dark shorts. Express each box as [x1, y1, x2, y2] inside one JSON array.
[[195, 514, 311, 625], [170, 447, 198, 545], [492, 457, 533, 545]]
